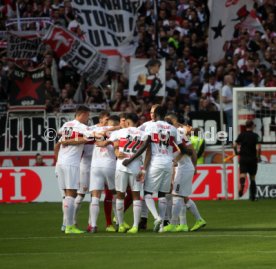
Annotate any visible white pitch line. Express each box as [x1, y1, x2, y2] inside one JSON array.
[[1, 234, 276, 240], [1, 250, 276, 256]]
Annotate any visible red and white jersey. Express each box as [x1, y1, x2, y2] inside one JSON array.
[[143, 75, 155, 97], [110, 127, 147, 174], [57, 119, 90, 167], [138, 120, 153, 131], [145, 120, 181, 167], [175, 127, 194, 170], [91, 126, 116, 169], [82, 125, 97, 159]]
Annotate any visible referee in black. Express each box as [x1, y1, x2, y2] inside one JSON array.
[[233, 120, 261, 201]]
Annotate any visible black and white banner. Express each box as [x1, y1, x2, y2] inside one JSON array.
[[0, 111, 276, 152], [42, 25, 108, 86], [71, 0, 143, 72], [7, 32, 46, 61]]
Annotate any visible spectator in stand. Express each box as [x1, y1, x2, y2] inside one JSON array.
[[176, 60, 192, 103], [201, 73, 220, 110], [221, 74, 234, 132], [165, 67, 178, 101], [110, 91, 126, 112], [34, 153, 46, 166]]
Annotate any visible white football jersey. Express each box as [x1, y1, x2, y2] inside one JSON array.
[[57, 119, 90, 167], [91, 126, 116, 169], [145, 120, 181, 167], [175, 127, 194, 170], [138, 120, 153, 131], [110, 127, 147, 174], [82, 125, 97, 159]]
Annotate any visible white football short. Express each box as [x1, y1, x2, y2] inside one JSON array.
[[89, 167, 116, 191], [172, 166, 194, 197], [144, 165, 173, 193], [78, 157, 92, 194], [115, 170, 141, 193], [55, 164, 80, 190]]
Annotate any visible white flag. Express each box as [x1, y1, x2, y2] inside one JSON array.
[[208, 0, 254, 63], [129, 58, 166, 98]]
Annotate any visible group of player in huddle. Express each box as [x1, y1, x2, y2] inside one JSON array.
[[54, 104, 206, 234]]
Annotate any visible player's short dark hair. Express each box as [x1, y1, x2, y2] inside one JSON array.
[[245, 120, 255, 128], [154, 106, 166, 120], [145, 59, 162, 68], [98, 110, 110, 119], [108, 115, 120, 123], [119, 112, 127, 119], [125, 113, 139, 124], [166, 113, 178, 120], [75, 105, 90, 115]]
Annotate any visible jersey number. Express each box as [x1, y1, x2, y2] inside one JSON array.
[[158, 130, 171, 148], [123, 135, 141, 153], [63, 127, 73, 140]]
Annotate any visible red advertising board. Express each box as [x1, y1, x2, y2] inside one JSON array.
[[0, 168, 42, 202], [0, 165, 235, 203], [191, 165, 234, 200]]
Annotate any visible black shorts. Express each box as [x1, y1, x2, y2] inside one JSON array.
[[239, 160, 258, 176]]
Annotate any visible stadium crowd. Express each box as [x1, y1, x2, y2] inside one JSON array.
[[0, 0, 276, 123]]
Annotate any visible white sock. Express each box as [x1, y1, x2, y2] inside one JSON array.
[[165, 194, 172, 221], [186, 199, 201, 221], [90, 197, 100, 227], [88, 196, 92, 225], [112, 195, 118, 225], [158, 197, 167, 221], [116, 199, 124, 225], [145, 194, 159, 220], [171, 196, 184, 225], [141, 198, 149, 218], [133, 200, 141, 227], [64, 196, 75, 226], [179, 204, 187, 225], [73, 195, 84, 225], [62, 197, 66, 226]]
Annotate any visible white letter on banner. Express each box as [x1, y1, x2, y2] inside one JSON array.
[[190, 170, 209, 198], [10, 171, 26, 200], [216, 168, 233, 198]]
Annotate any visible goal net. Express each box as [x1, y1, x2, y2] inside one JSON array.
[[233, 87, 276, 200]]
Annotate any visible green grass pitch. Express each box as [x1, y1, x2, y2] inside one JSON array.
[[1, 200, 276, 269]]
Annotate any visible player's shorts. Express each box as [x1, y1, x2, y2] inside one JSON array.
[[239, 160, 258, 176], [89, 167, 116, 191], [78, 157, 92, 194], [144, 165, 173, 193], [172, 166, 194, 197], [115, 170, 141, 193], [55, 164, 80, 190]]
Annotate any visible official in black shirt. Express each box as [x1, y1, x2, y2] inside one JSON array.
[[233, 120, 261, 201]]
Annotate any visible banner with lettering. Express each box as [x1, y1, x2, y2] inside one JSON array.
[[9, 65, 45, 108], [71, 0, 144, 73], [42, 25, 108, 86], [7, 32, 46, 61], [129, 58, 166, 98]]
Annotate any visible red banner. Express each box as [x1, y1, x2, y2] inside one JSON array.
[[191, 165, 234, 200]]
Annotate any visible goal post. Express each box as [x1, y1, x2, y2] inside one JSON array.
[[233, 87, 276, 200]]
